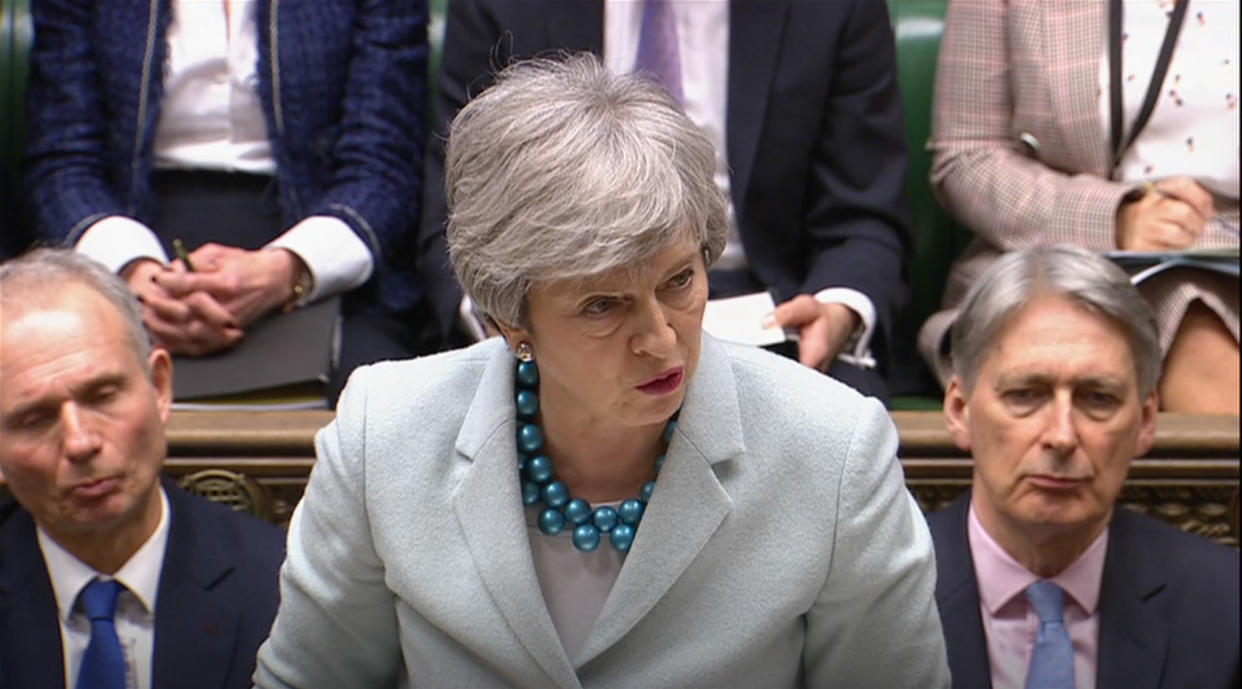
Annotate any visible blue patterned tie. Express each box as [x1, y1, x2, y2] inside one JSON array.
[[634, 0, 684, 104], [77, 578, 127, 689], [1025, 580, 1076, 689]]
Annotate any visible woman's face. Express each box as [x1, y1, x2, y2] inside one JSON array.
[[503, 236, 707, 432]]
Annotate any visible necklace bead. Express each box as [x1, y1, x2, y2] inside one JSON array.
[[572, 524, 602, 552], [517, 424, 544, 454], [515, 358, 674, 553], [516, 390, 540, 419], [517, 360, 540, 387]]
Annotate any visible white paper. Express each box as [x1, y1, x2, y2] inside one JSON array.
[[702, 292, 791, 347]]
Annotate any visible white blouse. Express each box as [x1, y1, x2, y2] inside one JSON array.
[[1099, 0, 1240, 199]]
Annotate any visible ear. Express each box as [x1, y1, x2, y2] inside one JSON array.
[[943, 375, 973, 452], [1134, 387, 1158, 457], [148, 348, 174, 424], [493, 320, 533, 355]]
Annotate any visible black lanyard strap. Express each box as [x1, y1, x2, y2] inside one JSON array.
[[1109, 0, 1191, 175]]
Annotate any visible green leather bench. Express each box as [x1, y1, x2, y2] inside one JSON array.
[[887, 0, 973, 408], [1, 0, 31, 255]]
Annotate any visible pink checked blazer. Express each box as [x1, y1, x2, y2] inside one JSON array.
[[918, 0, 1239, 384]]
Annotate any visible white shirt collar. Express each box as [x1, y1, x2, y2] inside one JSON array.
[[37, 486, 171, 621]]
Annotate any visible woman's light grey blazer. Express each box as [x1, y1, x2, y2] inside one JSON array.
[[253, 335, 950, 689]]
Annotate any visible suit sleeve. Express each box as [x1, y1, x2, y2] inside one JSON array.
[[803, 397, 950, 688], [23, 0, 131, 242], [253, 367, 402, 688], [307, 0, 428, 303], [929, 0, 1131, 251], [798, 0, 911, 359], [418, 0, 510, 343]]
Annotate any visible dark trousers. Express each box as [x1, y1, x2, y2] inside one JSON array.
[[151, 170, 420, 404]]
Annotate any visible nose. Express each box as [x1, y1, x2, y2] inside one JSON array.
[[1040, 393, 1079, 456], [630, 296, 677, 359], [61, 403, 102, 463]]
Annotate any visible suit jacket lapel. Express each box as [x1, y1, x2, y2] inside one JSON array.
[[930, 494, 993, 689], [1096, 510, 1169, 689], [575, 335, 739, 666], [726, 0, 788, 218], [151, 485, 242, 689], [546, 0, 603, 54], [452, 348, 581, 689], [1042, 1, 1112, 177], [0, 503, 66, 689]]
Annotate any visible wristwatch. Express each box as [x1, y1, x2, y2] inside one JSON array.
[[283, 260, 314, 314]]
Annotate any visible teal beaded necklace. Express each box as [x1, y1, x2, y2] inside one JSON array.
[[514, 358, 676, 553]]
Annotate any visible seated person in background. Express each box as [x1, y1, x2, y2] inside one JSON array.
[[920, 0, 1239, 414], [929, 245, 1239, 689], [0, 249, 285, 689], [254, 55, 948, 688], [420, 0, 911, 402], [22, 0, 436, 402]]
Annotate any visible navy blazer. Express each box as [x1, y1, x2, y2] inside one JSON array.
[[418, 0, 911, 370], [928, 492, 1240, 689], [0, 479, 285, 689], [22, 0, 429, 322]]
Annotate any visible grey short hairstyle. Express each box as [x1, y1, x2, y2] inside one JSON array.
[[443, 52, 729, 329], [950, 245, 1161, 395], [0, 248, 153, 375]]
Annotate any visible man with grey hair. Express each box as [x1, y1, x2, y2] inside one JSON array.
[[0, 248, 284, 689], [928, 245, 1239, 689]]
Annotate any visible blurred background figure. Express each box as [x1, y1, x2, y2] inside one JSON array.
[[22, 0, 436, 402], [255, 55, 948, 688], [420, 0, 911, 403], [920, 0, 1239, 414]]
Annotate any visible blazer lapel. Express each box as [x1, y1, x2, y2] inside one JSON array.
[[1042, 1, 1112, 176], [452, 348, 581, 689], [151, 486, 242, 689], [575, 335, 740, 666], [0, 504, 66, 689], [726, 0, 788, 217], [1095, 510, 1169, 689], [931, 494, 994, 689]]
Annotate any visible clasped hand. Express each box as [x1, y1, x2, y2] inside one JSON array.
[[1115, 176, 1216, 251], [123, 244, 299, 356]]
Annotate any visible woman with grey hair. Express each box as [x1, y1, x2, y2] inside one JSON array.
[[255, 53, 949, 689]]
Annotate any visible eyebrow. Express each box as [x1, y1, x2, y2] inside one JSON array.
[[994, 372, 1128, 390], [3, 372, 129, 421]]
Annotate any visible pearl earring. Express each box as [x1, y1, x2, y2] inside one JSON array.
[[515, 341, 534, 362]]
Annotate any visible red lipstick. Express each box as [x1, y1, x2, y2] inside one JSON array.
[[637, 367, 684, 396]]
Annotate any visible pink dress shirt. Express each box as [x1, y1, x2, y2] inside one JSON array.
[[967, 503, 1107, 689]]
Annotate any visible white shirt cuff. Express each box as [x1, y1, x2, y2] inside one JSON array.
[[74, 216, 169, 274], [267, 216, 373, 302], [813, 287, 877, 369]]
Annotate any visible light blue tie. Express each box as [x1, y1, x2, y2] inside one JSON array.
[[1025, 580, 1076, 689], [633, 0, 684, 104], [77, 578, 127, 689]]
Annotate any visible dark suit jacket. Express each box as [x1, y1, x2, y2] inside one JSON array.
[[0, 478, 284, 689], [928, 492, 1240, 689], [418, 0, 911, 382]]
